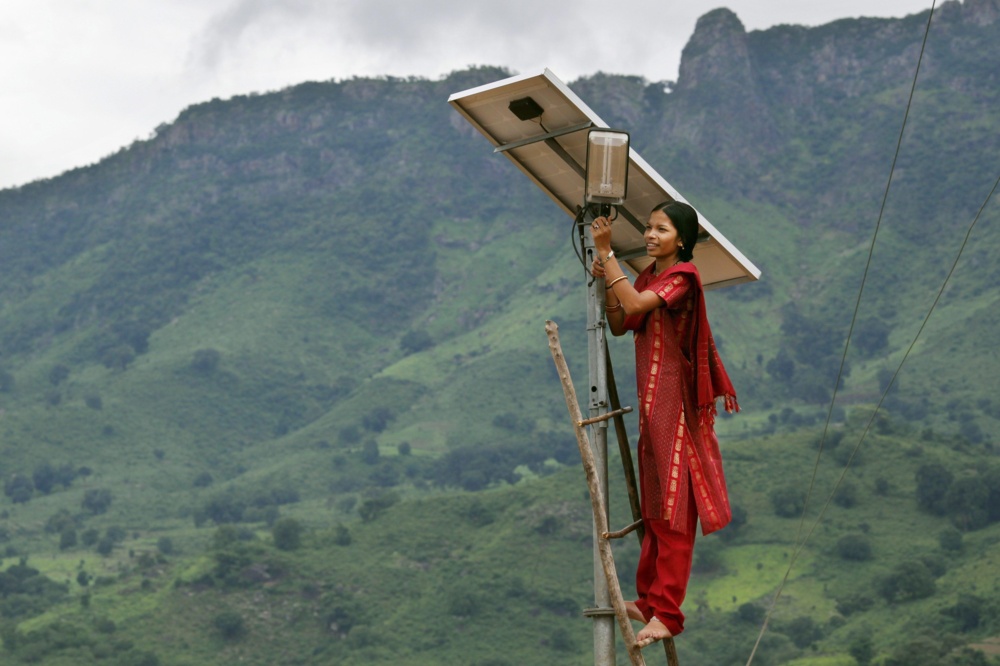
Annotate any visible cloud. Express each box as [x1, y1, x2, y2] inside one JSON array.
[[1, 0, 935, 189]]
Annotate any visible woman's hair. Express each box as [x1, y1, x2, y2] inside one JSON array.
[[651, 201, 699, 262]]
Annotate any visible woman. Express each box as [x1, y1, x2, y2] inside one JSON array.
[[590, 201, 738, 646]]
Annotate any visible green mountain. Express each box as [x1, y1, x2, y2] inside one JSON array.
[[2, 3, 1000, 665]]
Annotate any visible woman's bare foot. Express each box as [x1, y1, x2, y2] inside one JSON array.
[[625, 601, 645, 622], [635, 617, 672, 647]]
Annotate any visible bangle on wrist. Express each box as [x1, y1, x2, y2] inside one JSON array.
[[598, 249, 615, 265], [606, 275, 628, 289], [605, 302, 623, 312]]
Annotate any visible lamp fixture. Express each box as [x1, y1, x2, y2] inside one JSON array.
[[585, 129, 630, 211]]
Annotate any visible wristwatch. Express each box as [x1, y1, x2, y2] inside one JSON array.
[[600, 250, 615, 265]]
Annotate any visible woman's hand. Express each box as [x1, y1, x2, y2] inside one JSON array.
[[591, 258, 606, 279], [591, 216, 613, 255]]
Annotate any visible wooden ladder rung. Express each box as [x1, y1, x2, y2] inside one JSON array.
[[577, 405, 633, 427], [602, 519, 644, 540]]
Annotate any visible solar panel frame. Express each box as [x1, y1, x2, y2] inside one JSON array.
[[448, 68, 761, 289]]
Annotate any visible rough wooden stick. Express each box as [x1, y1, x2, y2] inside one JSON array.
[[545, 320, 647, 666]]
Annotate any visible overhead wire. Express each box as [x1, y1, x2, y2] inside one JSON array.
[[744, 2, 940, 663]]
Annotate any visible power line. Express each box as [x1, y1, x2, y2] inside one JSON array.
[[744, 2, 939, 663]]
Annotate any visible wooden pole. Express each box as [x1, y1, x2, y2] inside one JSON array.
[[604, 341, 645, 546], [546, 320, 647, 666]]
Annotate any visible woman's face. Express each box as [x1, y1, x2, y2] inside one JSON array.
[[644, 210, 682, 261]]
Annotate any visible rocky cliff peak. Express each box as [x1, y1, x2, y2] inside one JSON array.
[[676, 8, 752, 93]]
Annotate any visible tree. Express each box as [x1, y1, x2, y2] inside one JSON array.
[[765, 348, 795, 381], [213, 610, 246, 640], [48, 364, 70, 386], [101, 345, 135, 371], [362, 407, 393, 433], [271, 518, 302, 551], [942, 594, 983, 632], [400, 329, 433, 354], [157, 537, 175, 555], [96, 537, 115, 556], [783, 615, 821, 648], [833, 482, 858, 508], [736, 602, 764, 624], [4, 474, 34, 504], [358, 492, 399, 522], [333, 524, 352, 546], [0, 368, 15, 393], [879, 561, 936, 603], [82, 488, 113, 514], [835, 534, 873, 561], [360, 439, 380, 465], [32, 462, 57, 495], [939, 527, 963, 552], [915, 463, 953, 515], [770, 485, 805, 518], [59, 528, 78, 551], [193, 471, 214, 488], [849, 633, 875, 666], [945, 476, 990, 530], [191, 348, 221, 373]]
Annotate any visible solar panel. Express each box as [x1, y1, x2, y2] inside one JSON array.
[[448, 68, 760, 289]]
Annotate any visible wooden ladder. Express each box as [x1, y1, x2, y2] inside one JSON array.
[[546, 321, 680, 666]]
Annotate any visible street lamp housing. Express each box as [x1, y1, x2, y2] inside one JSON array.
[[585, 129, 630, 207]]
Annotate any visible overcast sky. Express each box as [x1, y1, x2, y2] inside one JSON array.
[[1, 0, 934, 191]]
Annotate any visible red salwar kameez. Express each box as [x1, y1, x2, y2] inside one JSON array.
[[622, 261, 738, 636]]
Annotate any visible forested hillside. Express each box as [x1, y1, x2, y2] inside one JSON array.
[[1, 2, 999, 665]]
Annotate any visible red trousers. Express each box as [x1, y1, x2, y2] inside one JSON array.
[[633, 508, 698, 636]]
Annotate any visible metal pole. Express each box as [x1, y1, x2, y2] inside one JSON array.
[[583, 210, 615, 666]]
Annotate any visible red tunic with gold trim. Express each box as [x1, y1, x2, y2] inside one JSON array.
[[623, 262, 738, 536]]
